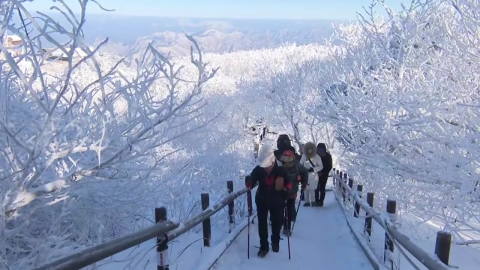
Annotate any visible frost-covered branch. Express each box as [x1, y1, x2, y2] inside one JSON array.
[[0, 1, 218, 268]]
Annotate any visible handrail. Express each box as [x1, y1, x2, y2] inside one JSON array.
[[33, 221, 179, 270], [34, 186, 251, 270], [166, 188, 249, 242], [333, 172, 451, 270]]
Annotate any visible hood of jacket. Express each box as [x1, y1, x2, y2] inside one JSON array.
[[303, 142, 317, 159]]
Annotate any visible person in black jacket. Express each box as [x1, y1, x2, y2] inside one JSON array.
[[246, 144, 291, 257], [315, 143, 333, 206]]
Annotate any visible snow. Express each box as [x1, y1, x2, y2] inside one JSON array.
[[333, 178, 480, 270], [211, 193, 373, 269], [94, 233, 208, 270], [195, 214, 258, 270]]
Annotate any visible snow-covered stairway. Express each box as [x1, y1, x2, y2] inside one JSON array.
[[211, 193, 373, 270]]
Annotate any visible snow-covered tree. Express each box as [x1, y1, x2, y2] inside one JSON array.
[[0, 0, 218, 267], [305, 0, 480, 240]]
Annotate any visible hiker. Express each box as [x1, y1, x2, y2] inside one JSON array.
[[245, 144, 291, 257], [300, 142, 323, 206], [274, 134, 301, 161], [315, 143, 333, 207], [278, 149, 308, 236], [299, 143, 305, 201]]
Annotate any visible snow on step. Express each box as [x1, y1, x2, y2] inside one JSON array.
[[212, 192, 373, 270]]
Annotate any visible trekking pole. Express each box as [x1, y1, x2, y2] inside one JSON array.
[[247, 208, 251, 259], [285, 205, 291, 260], [291, 196, 302, 231], [247, 189, 253, 259]]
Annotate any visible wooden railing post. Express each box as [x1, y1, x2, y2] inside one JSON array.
[[365, 192, 374, 237], [334, 170, 337, 188], [227, 180, 235, 233], [332, 167, 336, 187], [384, 199, 397, 269], [201, 193, 211, 247], [155, 207, 169, 270], [348, 178, 354, 202], [354, 185, 363, 218], [435, 231, 452, 265], [342, 173, 347, 203]]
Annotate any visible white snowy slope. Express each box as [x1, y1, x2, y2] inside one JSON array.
[[211, 193, 373, 270]]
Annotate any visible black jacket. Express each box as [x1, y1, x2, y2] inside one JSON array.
[[246, 162, 291, 206], [319, 152, 333, 178]]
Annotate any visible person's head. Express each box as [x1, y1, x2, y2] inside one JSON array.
[[303, 142, 317, 159], [276, 134, 291, 151], [317, 143, 327, 156], [280, 150, 295, 168], [258, 144, 275, 169]]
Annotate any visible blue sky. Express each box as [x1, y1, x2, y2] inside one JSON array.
[[25, 0, 405, 20]]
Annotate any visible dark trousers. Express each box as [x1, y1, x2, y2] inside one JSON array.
[[315, 176, 329, 203], [283, 198, 296, 231], [257, 202, 284, 250]]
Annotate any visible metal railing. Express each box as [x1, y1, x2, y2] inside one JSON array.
[[332, 169, 452, 270], [34, 181, 253, 270]]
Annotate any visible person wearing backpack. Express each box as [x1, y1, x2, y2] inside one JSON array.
[[315, 143, 333, 207], [300, 142, 323, 206], [278, 149, 308, 236], [245, 144, 291, 257]]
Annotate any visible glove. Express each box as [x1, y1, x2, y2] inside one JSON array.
[[282, 188, 290, 199], [301, 185, 307, 191], [245, 182, 252, 190], [308, 167, 314, 173]]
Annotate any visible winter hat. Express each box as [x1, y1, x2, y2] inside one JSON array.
[[280, 149, 295, 163], [317, 143, 327, 151], [276, 134, 292, 150], [303, 142, 317, 159], [258, 144, 275, 168]]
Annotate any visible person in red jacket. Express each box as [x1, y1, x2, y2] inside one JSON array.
[[246, 144, 291, 257]]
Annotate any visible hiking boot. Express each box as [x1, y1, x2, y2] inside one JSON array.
[[272, 244, 280, 252], [304, 202, 311, 206], [316, 201, 324, 207], [258, 249, 268, 257]]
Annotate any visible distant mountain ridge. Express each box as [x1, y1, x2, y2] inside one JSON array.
[[99, 27, 336, 58], [13, 13, 340, 58]]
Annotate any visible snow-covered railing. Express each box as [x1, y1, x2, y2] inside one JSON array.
[[332, 169, 453, 270], [34, 181, 253, 270]]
